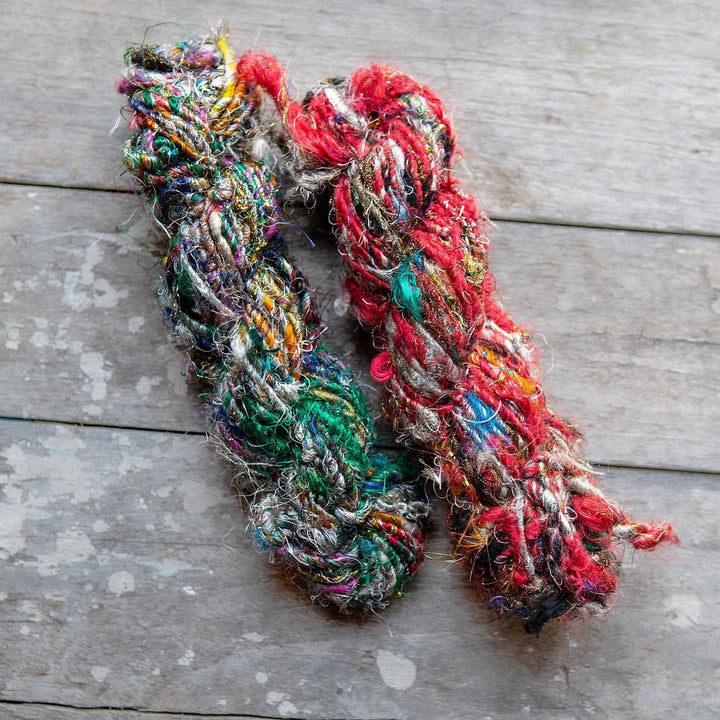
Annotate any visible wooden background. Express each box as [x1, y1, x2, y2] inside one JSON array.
[[1, 1, 718, 718]]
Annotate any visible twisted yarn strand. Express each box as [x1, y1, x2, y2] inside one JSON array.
[[119, 35, 428, 611], [236, 54, 678, 632]]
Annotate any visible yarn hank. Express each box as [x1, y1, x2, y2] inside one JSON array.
[[119, 35, 428, 612], [236, 53, 678, 632]]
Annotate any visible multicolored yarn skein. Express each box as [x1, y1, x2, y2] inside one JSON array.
[[235, 54, 678, 632], [118, 35, 428, 611]]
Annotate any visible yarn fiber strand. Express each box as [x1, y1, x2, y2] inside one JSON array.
[[236, 54, 678, 631], [119, 36, 428, 611]]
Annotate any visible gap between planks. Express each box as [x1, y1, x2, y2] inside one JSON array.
[[0, 699, 294, 720], [2, 179, 719, 241], [0, 415, 717, 479]]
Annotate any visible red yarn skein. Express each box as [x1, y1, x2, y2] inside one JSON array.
[[237, 53, 678, 632]]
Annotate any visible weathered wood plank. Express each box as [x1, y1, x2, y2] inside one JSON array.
[[2, 185, 719, 471], [0, 704, 268, 720], [2, 1, 719, 233], [490, 224, 720, 473], [3, 4, 717, 720], [0, 419, 716, 720]]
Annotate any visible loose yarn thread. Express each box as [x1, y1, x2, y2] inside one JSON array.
[[119, 35, 428, 611], [235, 54, 678, 632]]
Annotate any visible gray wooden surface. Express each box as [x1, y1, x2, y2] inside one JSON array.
[[1, 1, 718, 719]]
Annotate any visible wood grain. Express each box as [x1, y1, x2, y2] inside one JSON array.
[[2, 2, 718, 717], [0, 705, 268, 720], [2, 184, 718, 471], [1, 1, 719, 233], [1, 419, 715, 720]]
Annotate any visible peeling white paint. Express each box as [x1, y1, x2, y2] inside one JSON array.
[[376, 649, 416, 690], [135, 375, 160, 397], [136, 375, 151, 397], [265, 691, 297, 716], [113, 432, 132, 449], [53, 330, 83, 355], [34, 529, 96, 577], [92, 519, 110, 533], [108, 571, 135, 596], [0, 497, 23, 555], [5, 323, 21, 351], [117, 450, 154, 479], [242, 632, 266, 643], [91, 666, 110, 682], [65, 243, 102, 310], [278, 700, 298, 716], [2, 484, 22, 503], [664, 593, 702, 628], [128, 315, 145, 333], [167, 361, 188, 397], [79, 351, 112, 402], [162, 513, 181, 531], [3, 430, 99, 506], [19, 600, 44, 622], [29, 330, 49, 348], [60, 240, 129, 312], [62, 270, 89, 311], [180, 477, 225, 515], [177, 649, 195, 666], [135, 556, 193, 578], [0, 479, 50, 559], [155, 559, 194, 577], [93, 277, 129, 309], [44, 435, 97, 503]]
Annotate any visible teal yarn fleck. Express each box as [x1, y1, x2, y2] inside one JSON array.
[[391, 255, 424, 324], [118, 34, 428, 610]]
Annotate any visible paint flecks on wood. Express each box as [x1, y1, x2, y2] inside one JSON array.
[[2, 186, 719, 470], [1, 420, 717, 719], [2, 2, 719, 717]]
